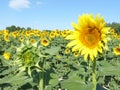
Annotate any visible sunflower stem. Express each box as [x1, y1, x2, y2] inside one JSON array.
[[92, 60, 97, 90], [39, 71, 44, 90], [39, 59, 44, 90]]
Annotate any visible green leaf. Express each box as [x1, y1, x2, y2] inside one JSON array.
[[98, 61, 120, 76], [45, 85, 53, 90], [61, 75, 93, 90], [61, 79, 93, 90], [44, 47, 60, 55], [49, 79, 59, 87], [0, 65, 18, 76], [49, 73, 59, 86], [0, 71, 32, 89]]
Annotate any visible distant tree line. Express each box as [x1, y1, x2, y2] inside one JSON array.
[[106, 22, 120, 34], [5, 22, 120, 34], [5, 25, 52, 32], [6, 25, 32, 32]]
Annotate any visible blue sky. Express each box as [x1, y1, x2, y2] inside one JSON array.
[[0, 0, 120, 30]]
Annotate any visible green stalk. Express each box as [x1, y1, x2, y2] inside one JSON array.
[[39, 71, 44, 90], [92, 60, 97, 90]]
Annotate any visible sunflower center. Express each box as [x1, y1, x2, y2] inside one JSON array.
[[116, 48, 120, 52], [85, 34, 95, 43], [43, 40, 48, 44], [81, 29, 100, 48]]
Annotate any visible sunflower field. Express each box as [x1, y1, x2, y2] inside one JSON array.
[[0, 14, 120, 90]]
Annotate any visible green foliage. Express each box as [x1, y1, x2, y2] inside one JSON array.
[[0, 29, 120, 90], [0, 58, 33, 90]]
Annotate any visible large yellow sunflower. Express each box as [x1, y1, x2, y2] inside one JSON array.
[[66, 14, 110, 61]]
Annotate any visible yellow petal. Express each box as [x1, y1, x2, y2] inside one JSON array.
[[65, 35, 74, 40], [84, 53, 89, 61], [72, 45, 81, 52], [89, 54, 94, 61], [67, 40, 79, 47], [92, 49, 98, 57], [71, 22, 80, 30], [101, 27, 110, 34]]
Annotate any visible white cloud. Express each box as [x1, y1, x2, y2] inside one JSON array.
[[9, 0, 31, 10]]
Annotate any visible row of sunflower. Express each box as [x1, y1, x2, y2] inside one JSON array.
[[0, 14, 120, 90]]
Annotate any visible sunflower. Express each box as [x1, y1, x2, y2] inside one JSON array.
[[61, 30, 67, 37], [113, 47, 120, 55], [4, 34, 10, 42], [73, 51, 79, 57], [26, 31, 31, 37], [49, 31, 56, 39], [3, 30, 9, 35], [55, 29, 60, 36], [3, 52, 11, 60], [30, 38, 36, 44], [11, 31, 19, 38], [41, 38, 49, 46], [65, 48, 70, 54], [66, 14, 110, 61], [19, 37, 24, 42], [110, 29, 115, 34]]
